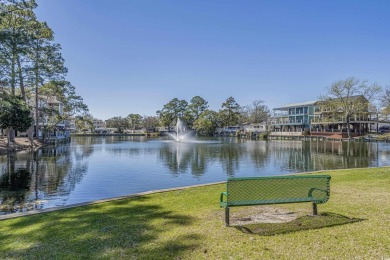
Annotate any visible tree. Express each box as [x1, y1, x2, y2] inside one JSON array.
[[1, 0, 86, 142], [142, 116, 159, 131], [219, 97, 241, 127], [0, 0, 38, 98], [38, 80, 88, 139], [156, 98, 188, 128], [380, 87, 390, 115], [184, 96, 208, 128], [319, 77, 382, 138], [193, 109, 218, 136], [105, 116, 128, 133], [75, 113, 93, 133], [28, 33, 67, 138], [0, 0, 38, 141], [243, 100, 270, 124], [0, 92, 33, 146], [126, 113, 143, 130]]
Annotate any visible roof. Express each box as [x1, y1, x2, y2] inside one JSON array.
[[273, 95, 369, 110], [273, 100, 318, 110]]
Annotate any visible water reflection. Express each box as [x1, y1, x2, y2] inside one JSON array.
[[159, 143, 213, 176], [0, 145, 91, 214], [0, 137, 388, 215]]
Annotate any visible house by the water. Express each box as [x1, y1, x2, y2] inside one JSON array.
[[271, 96, 379, 138], [27, 94, 70, 143], [270, 101, 317, 136]]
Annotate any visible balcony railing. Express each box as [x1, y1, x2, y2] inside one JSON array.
[[273, 112, 307, 117], [311, 129, 349, 133], [311, 116, 371, 123], [271, 120, 305, 125]]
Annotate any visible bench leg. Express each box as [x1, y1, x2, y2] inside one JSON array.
[[225, 207, 230, 227], [312, 203, 318, 215]]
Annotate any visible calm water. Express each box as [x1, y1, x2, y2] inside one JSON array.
[[1, 136, 390, 215]]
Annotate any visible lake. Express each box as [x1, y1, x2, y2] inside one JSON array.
[[1, 136, 389, 215]]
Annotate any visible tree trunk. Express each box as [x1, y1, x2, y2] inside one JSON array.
[[9, 45, 17, 143], [9, 127, 15, 142], [27, 125, 34, 149], [11, 47, 16, 95], [35, 85, 39, 139], [7, 127, 11, 147], [34, 41, 40, 140], [34, 151, 39, 203], [346, 115, 351, 139], [16, 56, 26, 99], [376, 113, 379, 133]]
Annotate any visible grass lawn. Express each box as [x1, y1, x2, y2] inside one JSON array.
[[1, 167, 390, 259]]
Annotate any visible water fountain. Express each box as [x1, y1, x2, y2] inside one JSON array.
[[165, 118, 220, 144], [167, 118, 192, 142]]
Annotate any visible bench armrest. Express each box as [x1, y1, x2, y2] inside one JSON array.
[[220, 192, 228, 208]]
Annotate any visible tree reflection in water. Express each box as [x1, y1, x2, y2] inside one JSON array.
[[0, 145, 91, 214]]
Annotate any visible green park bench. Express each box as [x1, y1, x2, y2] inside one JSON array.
[[220, 175, 331, 226]]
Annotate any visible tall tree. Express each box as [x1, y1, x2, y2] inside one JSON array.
[[380, 87, 390, 115], [0, 0, 37, 98], [0, 0, 38, 141], [243, 100, 270, 124], [105, 116, 128, 133], [28, 27, 67, 138], [193, 109, 218, 136], [1, 0, 87, 143], [378, 87, 390, 128], [142, 116, 160, 131], [319, 77, 382, 138], [184, 96, 208, 128], [156, 98, 188, 128], [219, 96, 241, 127], [126, 113, 143, 130]]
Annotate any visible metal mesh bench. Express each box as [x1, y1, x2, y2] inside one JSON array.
[[220, 175, 331, 226]]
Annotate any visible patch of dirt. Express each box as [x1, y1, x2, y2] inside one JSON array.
[[230, 206, 298, 226], [0, 137, 46, 155]]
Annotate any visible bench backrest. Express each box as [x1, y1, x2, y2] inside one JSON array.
[[226, 175, 331, 206]]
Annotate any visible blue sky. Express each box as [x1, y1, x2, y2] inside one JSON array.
[[35, 0, 390, 120]]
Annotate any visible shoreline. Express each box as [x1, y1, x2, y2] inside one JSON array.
[[0, 137, 47, 155], [1, 165, 389, 221]]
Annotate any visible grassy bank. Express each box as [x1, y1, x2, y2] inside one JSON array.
[[0, 167, 389, 259]]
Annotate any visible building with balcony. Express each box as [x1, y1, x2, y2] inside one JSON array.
[[271, 96, 378, 138], [270, 101, 317, 136], [27, 94, 70, 140], [310, 95, 376, 138]]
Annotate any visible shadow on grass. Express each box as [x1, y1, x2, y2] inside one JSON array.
[[234, 212, 365, 236], [0, 196, 202, 259]]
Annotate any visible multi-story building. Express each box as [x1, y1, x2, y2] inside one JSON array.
[[310, 95, 375, 138], [27, 94, 70, 139], [271, 96, 377, 138], [68, 118, 77, 133], [93, 118, 106, 129], [91, 118, 106, 133], [270, 101, 317, 136]]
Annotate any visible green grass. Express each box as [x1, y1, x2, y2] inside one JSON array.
[[1, 167, 390, 259]]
